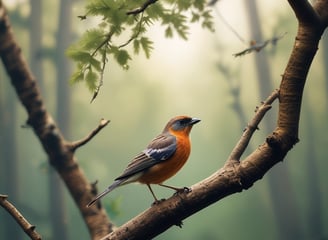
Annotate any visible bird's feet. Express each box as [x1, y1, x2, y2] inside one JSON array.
[[174, 187, 192, 196], [151, 198, 166, 206], [174, 220, 183, 228]]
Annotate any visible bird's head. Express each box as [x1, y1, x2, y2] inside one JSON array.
[[163, 116, 201, 136]]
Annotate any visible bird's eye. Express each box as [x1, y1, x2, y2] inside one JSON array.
[[178, 118, 191, 126]]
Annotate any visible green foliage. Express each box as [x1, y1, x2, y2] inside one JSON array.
[[67, 0, 214, 95], [104, 196, 123, 219]]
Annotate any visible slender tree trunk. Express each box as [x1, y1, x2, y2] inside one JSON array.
[[0, 75, 21, 240], [48, 0, 73, 239], [322, 31, 328, 103], [244, 1, 303, 239], [29, 0, 43, 93], [303, 104, 324, 239]]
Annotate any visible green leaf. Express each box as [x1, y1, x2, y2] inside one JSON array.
[[69, 70, 84, 84], [145, 1, 164, 19], [177, 0, 191, 11], [80, 29, 107, 50], [66, 49, 91, 62], [110, 46, 131, 67], [201, 10, 215, 32], [193, 0, 206, 11], [161, 12, 189, 40], [86, 0, 112, 17], [191, 12, 200, 23], [133, 39, 140, 54], [85, 68, 98, 91], [140, 37, 153, 58], [165, 26, 173, 38], [117, 49, 131, 66], [89, 57, 102, 71]]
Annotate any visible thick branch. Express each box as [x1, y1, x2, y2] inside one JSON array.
[[98, 93, 281, 240], [101, 1, 328, 239], [0, 4, 112, 239], [0, 195, 42, 240], [287, 0, 320, 24], [277, 0, 326, 142]]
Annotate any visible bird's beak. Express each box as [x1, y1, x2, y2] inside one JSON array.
[[190, 118, 201, 125]]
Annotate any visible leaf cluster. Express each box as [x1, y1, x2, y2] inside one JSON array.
[[67, 0, 214, 95]]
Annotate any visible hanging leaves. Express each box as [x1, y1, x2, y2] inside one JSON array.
[[67, 0, 214, 100]]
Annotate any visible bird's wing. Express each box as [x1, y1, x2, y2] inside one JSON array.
[[115, 133, 177, 180]]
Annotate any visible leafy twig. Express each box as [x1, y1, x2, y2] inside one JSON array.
[[91, 46, 108, 102]]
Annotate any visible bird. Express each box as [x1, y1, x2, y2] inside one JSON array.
[[87, 115, 200, 207]]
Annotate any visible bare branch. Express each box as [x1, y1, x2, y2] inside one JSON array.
[[69, 119, 110, 151], [227, 89, 279, 162], [233, 33, 286, 57], [0, 195, 42, 240]]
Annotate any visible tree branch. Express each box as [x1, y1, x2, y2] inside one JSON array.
[[69, 119, 110, 152], [0, 4, 112, 239], [100, 89, 282, 240], [100, 1, 328, 239], [0, 195, 42, 240], [227, 89, 279, 162], [287, 0, 320, 24], [126, 0, 158, 15]]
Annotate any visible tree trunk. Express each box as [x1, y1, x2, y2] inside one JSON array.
[[244, 0, 303, 239]]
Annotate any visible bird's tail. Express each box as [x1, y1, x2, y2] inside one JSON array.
[[87, 180, 123, 207]]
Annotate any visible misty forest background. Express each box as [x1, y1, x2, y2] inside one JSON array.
[[0, 0, 327, 239]]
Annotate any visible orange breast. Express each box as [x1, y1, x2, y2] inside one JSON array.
[[138, 135, 191, 184]]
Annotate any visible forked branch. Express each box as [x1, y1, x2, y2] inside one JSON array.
[[69, 119, 110, 152]]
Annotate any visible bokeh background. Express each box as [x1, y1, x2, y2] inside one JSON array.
[[0, 0, 327, 239]]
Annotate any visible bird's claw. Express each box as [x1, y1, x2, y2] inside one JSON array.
[[182, 186, 192, 193], [174, 187, 192, 196], [175, 220, 183, 228], [151, 198, 166, 206]]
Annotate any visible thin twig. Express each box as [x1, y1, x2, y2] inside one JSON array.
[[126, 0, 158, 15], [69, 119, 110, 151], [119, 12, 145, 49], [233, 33, 286, 57], [91, 50, 108, 103], [214, 6, 246, 44], [0, 195, 42, 240], [227, 89, 279, 162]]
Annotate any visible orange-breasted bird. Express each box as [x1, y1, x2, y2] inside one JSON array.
[[87, 115, 200, 207]]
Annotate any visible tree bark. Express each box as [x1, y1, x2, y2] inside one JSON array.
[[0, 2, 113, 239], [243, 1, 302, 239]]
